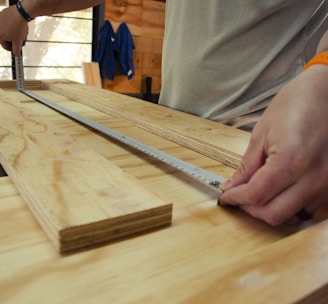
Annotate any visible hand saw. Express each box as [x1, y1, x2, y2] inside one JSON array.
[[14, 55, 226, 200]]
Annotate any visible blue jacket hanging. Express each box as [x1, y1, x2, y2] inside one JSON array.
[[116, 23, 135, 80], [94, 20, 118, 81]]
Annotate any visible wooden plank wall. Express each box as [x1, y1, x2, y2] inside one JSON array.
[[102, 0, 165, 94]]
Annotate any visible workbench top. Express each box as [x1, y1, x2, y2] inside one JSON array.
[[0, 80, 327, 303]]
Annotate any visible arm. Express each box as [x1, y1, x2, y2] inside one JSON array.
[[22, 0, 104, 17], [220, 31, 328, 225], [0, 0, 104, 55]]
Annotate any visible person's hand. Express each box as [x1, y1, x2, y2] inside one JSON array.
[[220, 64, 328, 225], [0, 5, 28, 55]]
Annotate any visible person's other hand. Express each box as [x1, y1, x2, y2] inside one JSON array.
[[0, 5, 28, 55], [220, 65, 328, 225]]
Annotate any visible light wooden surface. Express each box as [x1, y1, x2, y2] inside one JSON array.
[[0, 90, 171, 253], [103, 0, 165, 94], [0, 80, 328, 303], [82, 62, 102, 88], [42, 80, 249, 168]]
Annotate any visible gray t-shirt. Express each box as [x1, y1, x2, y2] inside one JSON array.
[[159, 0, 327, 130]]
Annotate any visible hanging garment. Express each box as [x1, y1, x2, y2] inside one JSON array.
[[115, 22, 135, 80], [94, 20, 118, 81]]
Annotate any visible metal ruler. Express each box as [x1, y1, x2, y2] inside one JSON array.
[[14, 55, 225, 196]]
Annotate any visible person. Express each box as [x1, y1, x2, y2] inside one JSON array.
[[0, 0, 327, 226]]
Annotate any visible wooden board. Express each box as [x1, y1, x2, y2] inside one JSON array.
[[82, 62, 102, 88], [42, 80, 250, 168], [105, 0, 143, 36], [0, 90, 172, 253], [1, 80, 328, 303], [103, 0, 165, 94], [141, 0, 166, 37], [188, 218, 328, 303]]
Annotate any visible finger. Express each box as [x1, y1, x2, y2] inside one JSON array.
[[286, 197, 326, 224], [12, 41, 23, 56], [239, 178, 320, 226], [220, 153, 299, 207], [221, 134, 265, 191], [0, 41, 12, 52]]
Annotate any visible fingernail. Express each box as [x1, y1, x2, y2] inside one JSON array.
[[217, 187, 224, 206], [221, 179, 232, 191]]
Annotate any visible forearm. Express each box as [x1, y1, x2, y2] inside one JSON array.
[[20, 0, 104, 18], [0, 0, 104, 55]]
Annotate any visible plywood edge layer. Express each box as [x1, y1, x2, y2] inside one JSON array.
[[59, 207, 172, 253], [0, 80, 42, 90], [41, 80, 250, 169], [0, 91, 172, 253]]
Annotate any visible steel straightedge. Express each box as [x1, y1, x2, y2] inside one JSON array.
[[14, 56, 225, 192]]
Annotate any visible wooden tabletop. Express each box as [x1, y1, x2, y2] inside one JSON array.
[[0, 81, 328, 303]]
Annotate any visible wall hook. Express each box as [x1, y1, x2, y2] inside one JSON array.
[[113, 0, 128, 7]]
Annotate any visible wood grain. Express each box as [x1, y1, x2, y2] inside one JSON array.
[[0, 79, 41, 89], [0, 90, 172, 253], [42, 80, 250, 168], [103, 0, 165, 93], [187, 219, 328, 303], [105, 0, 143, 36], [141, 0, 166, 37], [0, 81, 328, 303], [82, 62, 102, 88]]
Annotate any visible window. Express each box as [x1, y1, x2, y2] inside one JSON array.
[[0, 4, 11, 79], [0, 7, 94, 83]]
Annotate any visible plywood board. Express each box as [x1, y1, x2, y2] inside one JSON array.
[[187, 219, 328, 303], [82, 62, 102, 88], [0, 81, 328, 303], [141, 0, 166, 37], [103, 0, 165, 94], [105, 0, 143, 36], [0, 90, 172, 253], [42, 80, 250, 168], [1, 177, 328, 303]]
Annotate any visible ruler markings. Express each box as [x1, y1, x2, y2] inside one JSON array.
[[14, 56, 225, 191]]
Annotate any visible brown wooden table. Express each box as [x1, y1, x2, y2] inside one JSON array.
[[0, 80, 327, 303]]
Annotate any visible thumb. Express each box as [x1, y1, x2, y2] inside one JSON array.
[[221, 136, 265, 191], [12, 41, 23, 56], [1, 41, 13, 52]]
